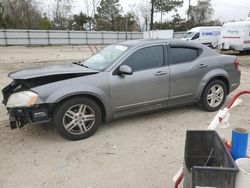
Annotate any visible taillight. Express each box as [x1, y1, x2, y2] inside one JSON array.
[[234, 57, 240, 70]]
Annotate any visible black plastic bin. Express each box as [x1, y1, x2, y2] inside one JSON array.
[[184, 130, 239, 188]]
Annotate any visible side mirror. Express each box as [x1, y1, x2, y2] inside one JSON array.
[[118, 65, 133, 75]]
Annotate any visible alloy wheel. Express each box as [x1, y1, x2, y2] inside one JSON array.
[[207, 84, 224, 108], [63, 104, 95, 135]]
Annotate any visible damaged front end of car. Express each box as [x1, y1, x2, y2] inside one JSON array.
[[2, 63, 100, 130], [2, 80, 50, 129]]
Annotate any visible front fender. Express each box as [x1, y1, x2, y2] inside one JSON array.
[[46, 85, 107, 103], [194, 69, 230, 100]]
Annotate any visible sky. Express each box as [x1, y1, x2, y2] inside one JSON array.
[[116, 0, 250, 22], [45, 0, 250, 22]]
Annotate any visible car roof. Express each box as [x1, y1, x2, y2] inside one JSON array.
[[120, 39, 205, 49]]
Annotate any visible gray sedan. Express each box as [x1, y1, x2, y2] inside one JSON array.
[[2, 39, 241, 140]]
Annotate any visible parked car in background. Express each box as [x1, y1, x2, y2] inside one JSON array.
[[182, 26, 222, 48], [2, 39, 241, 140], [218, 18, 250, 52]]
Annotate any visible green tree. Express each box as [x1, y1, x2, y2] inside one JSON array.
[[39, 13, 53, 29], [95, 0, 122, 31], [115, 12, 138, 31], [150, 0, 183, 30], [154, 13, 187, 31], [125, 12, 138, 31], [72, 12, 91, 30]]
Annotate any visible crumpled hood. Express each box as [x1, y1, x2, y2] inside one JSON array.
[[8, 63, 99, 79]]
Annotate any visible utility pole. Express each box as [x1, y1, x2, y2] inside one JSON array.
[[125, 17, 128, 40], [150, 0, 154, 30], [187, 0, 191, 20]]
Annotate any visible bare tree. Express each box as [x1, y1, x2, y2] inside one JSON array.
[[2, 0, 43, 29], [0, 2, 5, 27], [83, 0, 101, 30], [129, 0, 150, 31], [7, 0, 23, 26], [53, 0, 72, 29]]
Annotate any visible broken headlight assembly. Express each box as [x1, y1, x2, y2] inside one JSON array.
[[6, 91, 38, 108]]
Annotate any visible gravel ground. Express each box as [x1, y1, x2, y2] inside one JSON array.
[[0, 46, 249, 188]]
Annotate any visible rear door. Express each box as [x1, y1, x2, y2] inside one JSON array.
[[168, 46, 208, 103], [110, 44, 170, 117]]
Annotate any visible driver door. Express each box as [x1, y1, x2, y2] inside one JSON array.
[[109, 45, 170, 117]]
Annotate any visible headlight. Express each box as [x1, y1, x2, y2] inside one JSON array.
[[6, 91, 38, 108]]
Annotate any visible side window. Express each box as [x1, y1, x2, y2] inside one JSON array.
[[124, 45, 164, 72], [191, 32, 200, 40], [171, 47, 199, 64]]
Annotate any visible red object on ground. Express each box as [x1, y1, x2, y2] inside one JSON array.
[[224, 140, 232, 151], [174, 171, 184, 188], [226, 90, 250, 109]]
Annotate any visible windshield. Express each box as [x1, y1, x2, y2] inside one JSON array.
[[81, 45, 128, 71], [183, 32, 195, 38]]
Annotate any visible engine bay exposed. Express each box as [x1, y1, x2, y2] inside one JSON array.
[[2, 72, 97, 105]]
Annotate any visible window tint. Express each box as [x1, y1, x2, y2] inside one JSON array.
[[171, 47, 198, 64], [192, 32, 200, 40], [124, 46, 164, 71]]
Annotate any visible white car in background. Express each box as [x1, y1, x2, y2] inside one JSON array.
[[182, 26, 222, 48]]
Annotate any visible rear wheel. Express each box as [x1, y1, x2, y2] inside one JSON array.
[[54, 97, 102, 140], [199, 80, 227, 112]]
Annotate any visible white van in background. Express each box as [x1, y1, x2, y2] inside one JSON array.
[[218, 19, 250, 52], [181, 26, 222, 47]]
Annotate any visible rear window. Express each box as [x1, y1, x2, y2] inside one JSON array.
[[170, 47, 200, 64]]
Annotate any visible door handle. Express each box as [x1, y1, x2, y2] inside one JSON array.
[[197, 64, 207, 68], [154, 71, 167, 76]]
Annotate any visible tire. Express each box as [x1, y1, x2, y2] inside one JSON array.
[[54, 97, 102, 141], [199, 79, 227, 112]]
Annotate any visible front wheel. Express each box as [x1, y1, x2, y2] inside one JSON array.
[[54, 97, 102, 140], [199, 80, 227, 112]]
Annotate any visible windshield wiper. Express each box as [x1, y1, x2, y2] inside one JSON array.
[[72, 61, 89, 68], [80, 64, 89, 68], [72, 61, 81, 65]]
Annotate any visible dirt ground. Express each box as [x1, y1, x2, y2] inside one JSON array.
[[0, 46, 249, 188]]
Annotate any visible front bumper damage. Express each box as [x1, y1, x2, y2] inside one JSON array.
[[2, 80, 50, 129], [8, 105, 50, 129], [2, 67, 96, 129]]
